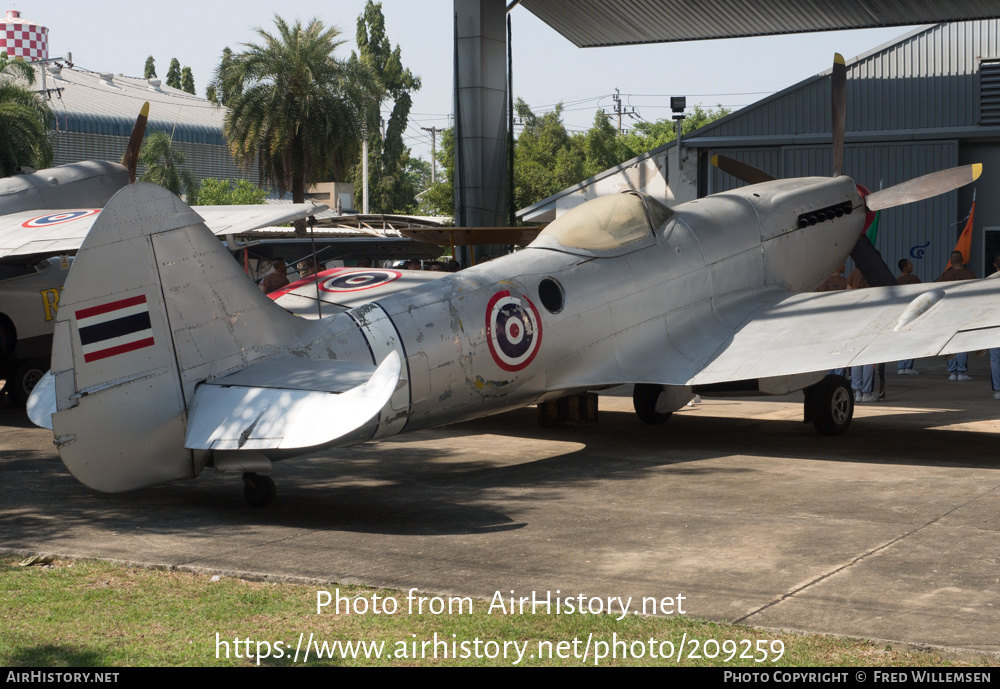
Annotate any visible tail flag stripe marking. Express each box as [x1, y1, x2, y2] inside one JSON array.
[[82, 338, 156, 363], [75, 294, 155, 363]]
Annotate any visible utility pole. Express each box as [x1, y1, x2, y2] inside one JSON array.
[[607, 88, 636, 135], [422, 126, 445, 183]]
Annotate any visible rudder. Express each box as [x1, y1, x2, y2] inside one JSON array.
[[47, 183, 314, 492]]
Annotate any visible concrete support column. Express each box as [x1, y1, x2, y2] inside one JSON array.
[[454, 0, 508, 236]]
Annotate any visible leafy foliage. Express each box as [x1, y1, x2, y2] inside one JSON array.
[[180, 67, 195, 95], [208, 47, 236, 107], [138, 131, 198, 203], [143, 56, 156, 80], [0, 53, 53, 176], [165, 58, 181, 89], [194, 178, 266, 206], [513, 101, 732, 211], [416, 127, 454, 218], [352, 1, 422, 214], [221, 15, 381, 210]]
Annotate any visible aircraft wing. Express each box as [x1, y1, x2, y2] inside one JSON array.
[[0, 203, 327, 262], [688, 278, 1000, 386], [545, 278, 1000, 390], [270, 266, 448, 318]]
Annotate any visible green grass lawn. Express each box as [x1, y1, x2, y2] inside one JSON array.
[[0, 556, 988, 667]]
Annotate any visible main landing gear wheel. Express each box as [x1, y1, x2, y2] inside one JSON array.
[[805, 374, 853, 436], [9, 359, 46, 406], [242, 472, 276, 507], [633, 383, 671, 425]]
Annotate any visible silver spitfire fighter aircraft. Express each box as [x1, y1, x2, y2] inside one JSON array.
[[28, 166, 998, 505]]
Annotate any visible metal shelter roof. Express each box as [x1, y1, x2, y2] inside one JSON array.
[[519, 0, 1000, 47], [37, 64, 226, 145]]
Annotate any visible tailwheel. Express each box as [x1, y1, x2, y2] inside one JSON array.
[[243, 472, 276, 507], [633, 383, 671, 425], [805, 374, 853, 436]]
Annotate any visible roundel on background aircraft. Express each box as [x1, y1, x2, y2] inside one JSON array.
[[21, 209, 100, 229], [318, 269, 402, 293], [485, 290, 542, 372]]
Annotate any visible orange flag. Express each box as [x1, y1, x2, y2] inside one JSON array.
[[952, 195, 975, 265]]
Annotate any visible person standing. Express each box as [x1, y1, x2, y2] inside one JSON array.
[[937, 251, 976, 381], [896, 258, 922, 375]]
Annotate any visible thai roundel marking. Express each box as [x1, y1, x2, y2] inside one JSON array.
[[318, 269, 402, 293], [485, 290, 543, 372], [21, 209, 100, 228]]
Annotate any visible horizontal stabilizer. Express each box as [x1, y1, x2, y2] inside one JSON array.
[[26, 370, 55, 430], [184, 351, 401, 451]]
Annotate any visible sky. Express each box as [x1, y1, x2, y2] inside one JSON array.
[[12, 1, 919, 165]]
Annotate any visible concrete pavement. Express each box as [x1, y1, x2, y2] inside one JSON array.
[[2, 355, 998, 656]]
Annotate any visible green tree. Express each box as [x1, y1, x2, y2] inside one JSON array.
[[222, 15, 380, 226], [195, 178, 266, 206], [138, 131, 198, 203], [620, 105, 732, 158], [416, 128, 454, 218], [513, 100, 586, 211], [143, 56, 156, 80], [209, 47, 236, 107], [180, 67, 195, 95], [352, 1, 421, 213], [0, 53, 53, 176], [166, 58, 181, 89], [205, 84, 218, 104]]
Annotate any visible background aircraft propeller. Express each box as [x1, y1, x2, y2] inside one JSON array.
[[710, 54, 981, 287], [710, 155, 775, 185], [120, 102, 149, 183], [832, 53, 846, 178]]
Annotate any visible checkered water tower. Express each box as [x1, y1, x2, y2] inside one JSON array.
[[0, 9, 48, 61]]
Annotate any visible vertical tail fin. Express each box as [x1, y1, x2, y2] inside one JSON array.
[[48, 183, 314, 492]]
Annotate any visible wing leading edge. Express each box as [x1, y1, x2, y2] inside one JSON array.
[[0, 203, 328, 261], [543, 278, 1000, 392]]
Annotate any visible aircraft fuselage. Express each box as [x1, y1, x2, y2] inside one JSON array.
[[294, 176, 865, 440]]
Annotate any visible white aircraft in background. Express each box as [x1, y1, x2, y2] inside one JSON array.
[[27, 56, 998, 506], [0, 103, 325, 403]]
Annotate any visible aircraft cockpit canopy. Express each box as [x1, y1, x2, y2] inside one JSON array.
[[535, 191, 674, 251]]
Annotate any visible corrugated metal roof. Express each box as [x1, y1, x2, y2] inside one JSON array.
[[520, 0, 1000, 47], [686, 20, 1000, 141], [38, 65, 226, 145]]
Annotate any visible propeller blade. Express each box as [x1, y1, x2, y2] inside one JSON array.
[[865, 164, 982, 211], [850, 234, 896, 288], [710, 154, 776, 185], [832, 53, 846, 177], [120, 102, 150, 183]]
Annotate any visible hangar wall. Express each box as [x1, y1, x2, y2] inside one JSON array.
[[689, 20, 1000, 281], [519, 20, 1000, 281]]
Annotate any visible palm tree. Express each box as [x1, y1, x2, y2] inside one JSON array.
[[221, 16, 380, 209], [0, 53, 53, 176], [138, 131, 198, 203]]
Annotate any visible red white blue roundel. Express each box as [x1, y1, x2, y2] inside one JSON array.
[[21, 209, 100, 228], [318, 269, 401, 293], [486, 290, 542, 372]]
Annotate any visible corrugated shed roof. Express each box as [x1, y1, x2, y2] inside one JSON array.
[[520, 0, 1000, 47], [38, 65, 226, 145], [686, 20, 1000, 143]]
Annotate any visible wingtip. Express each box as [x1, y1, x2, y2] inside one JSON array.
[[834, 53, 845, 65], [710, 154, 719, 167], [139, 102, 149, 118], [972, 163, 983, 180]]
